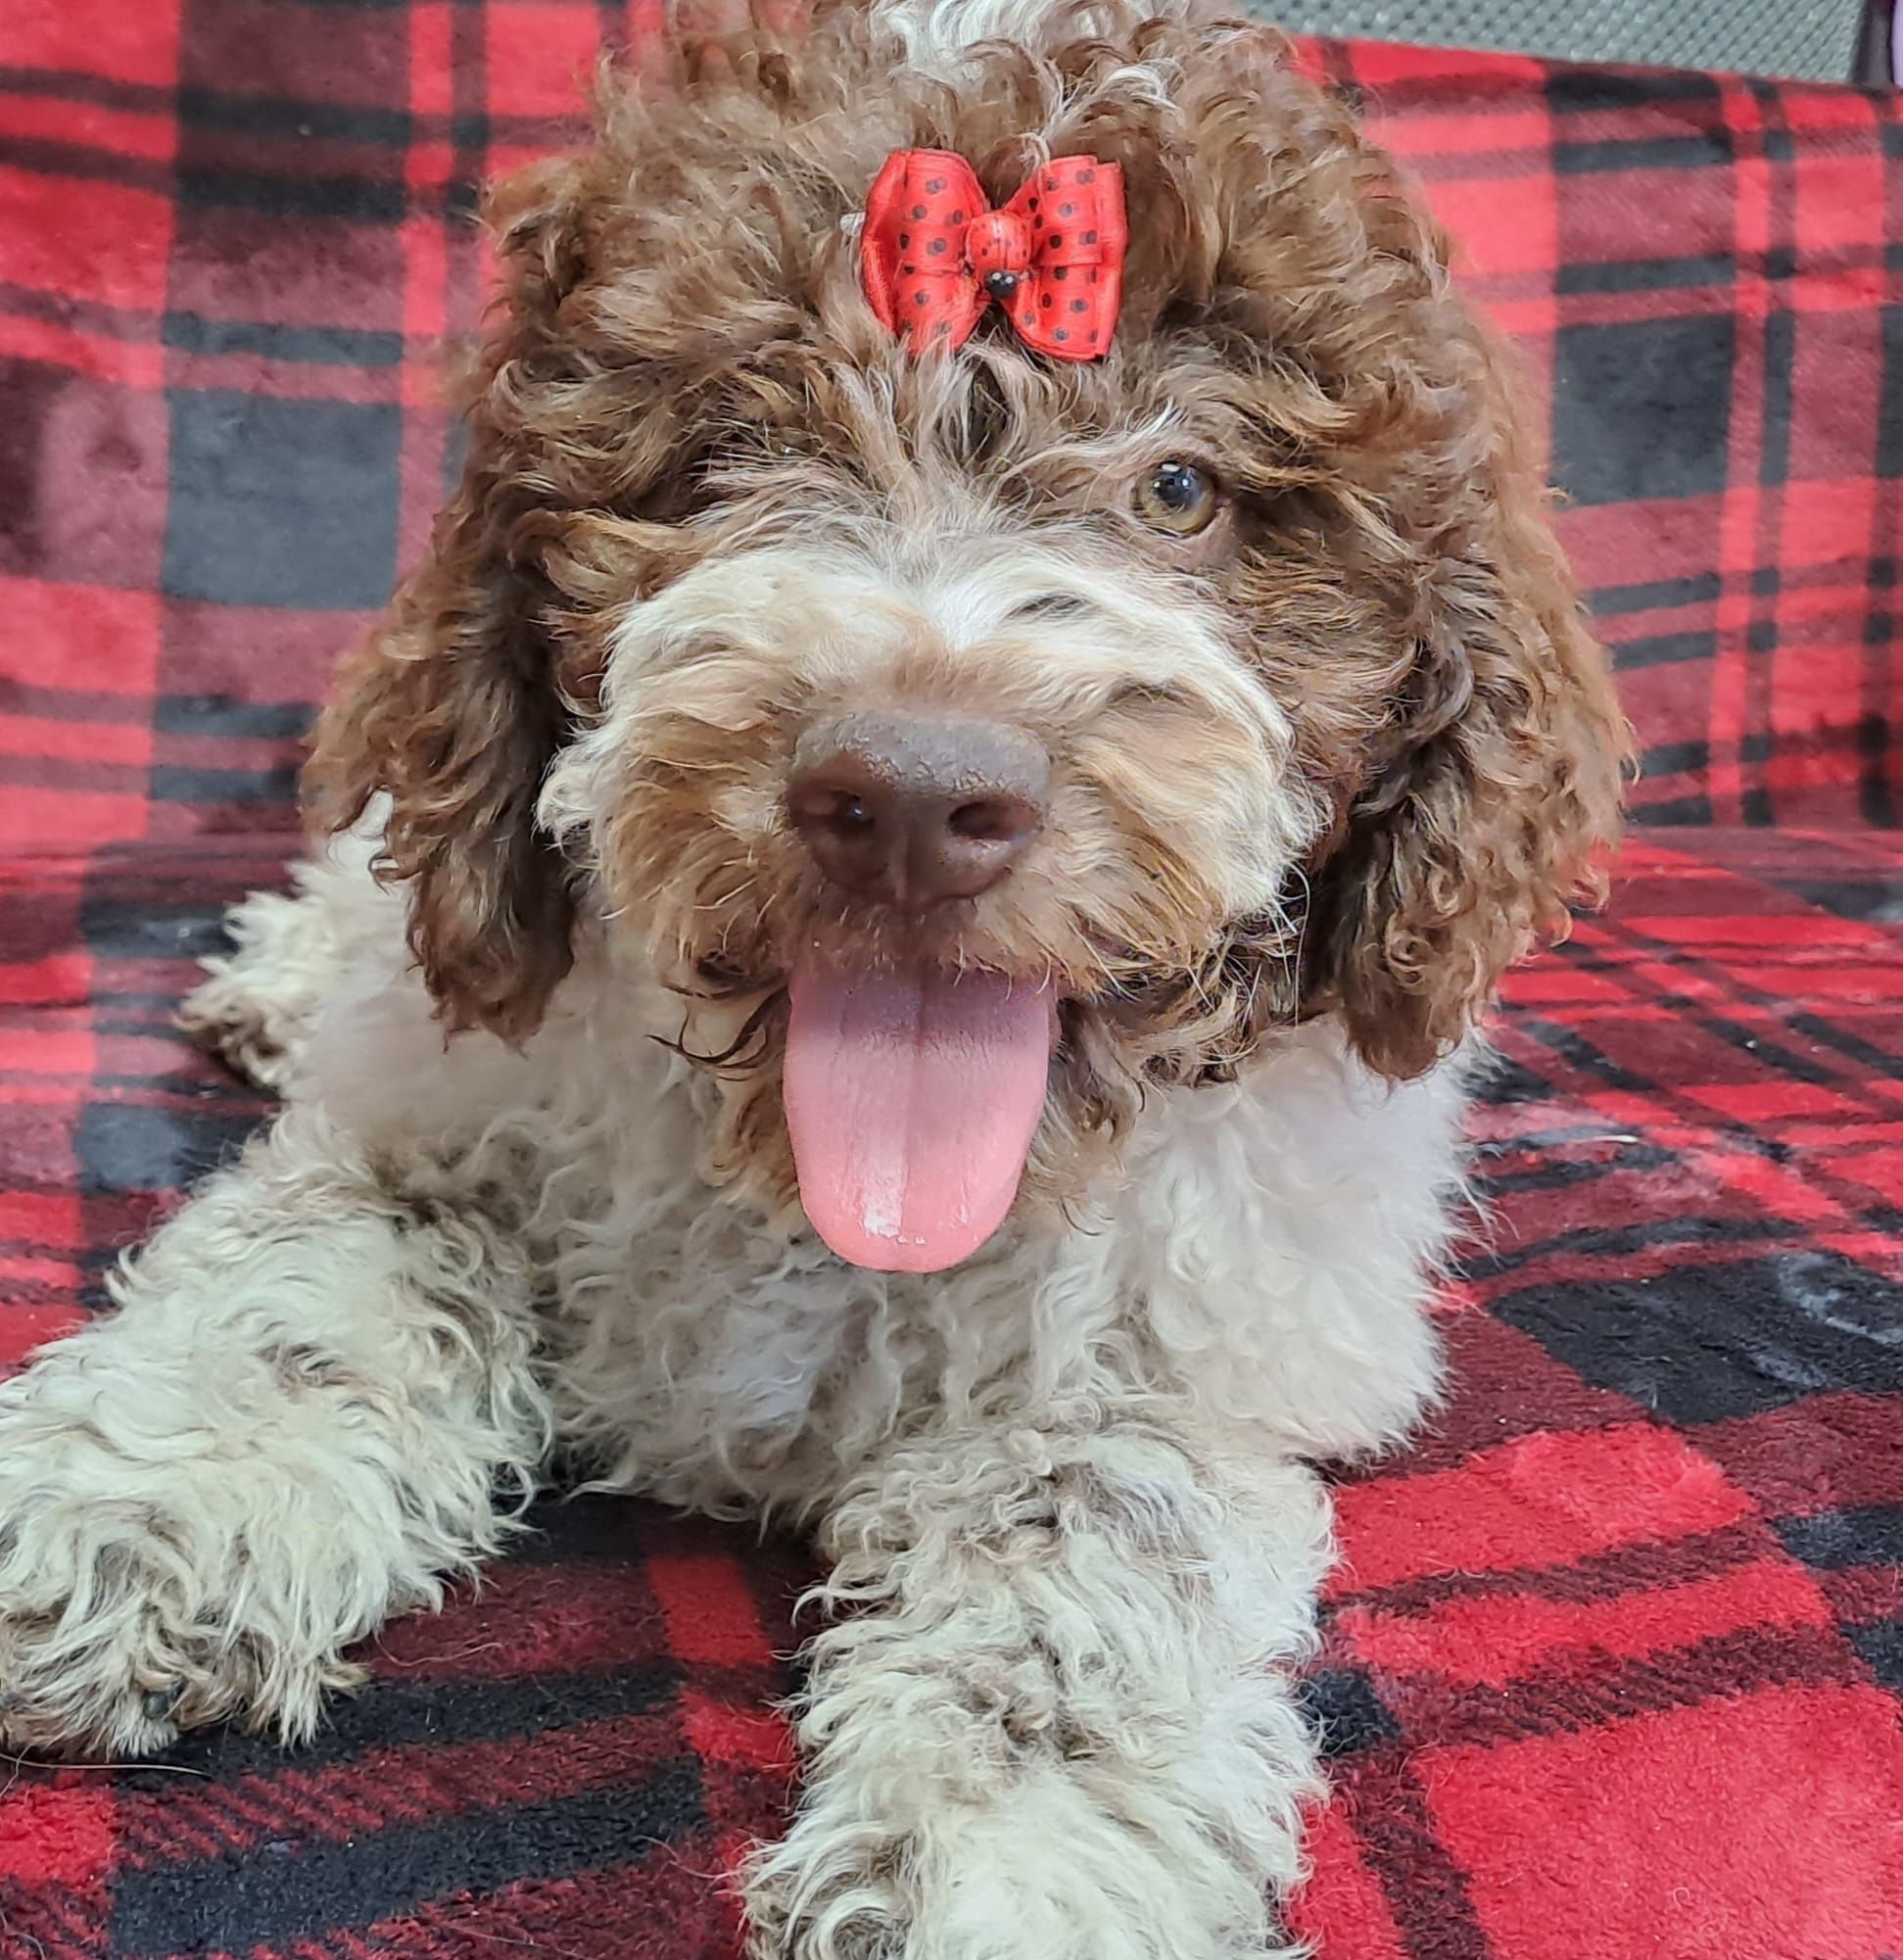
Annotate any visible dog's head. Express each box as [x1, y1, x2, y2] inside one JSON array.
[[308, 0, 1626, 1269]]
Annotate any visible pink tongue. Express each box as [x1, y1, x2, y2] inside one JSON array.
[[784, 955, 1058, 1273]]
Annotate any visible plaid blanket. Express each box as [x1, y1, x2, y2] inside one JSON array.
[[3, 6, 1902, 1958]]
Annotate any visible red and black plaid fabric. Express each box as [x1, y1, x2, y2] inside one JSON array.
[[3, 7, 1902, 1958]]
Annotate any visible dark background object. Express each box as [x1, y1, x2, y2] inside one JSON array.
[[1856, 0, 1895, 84], [1252, 0, 1871, 79]]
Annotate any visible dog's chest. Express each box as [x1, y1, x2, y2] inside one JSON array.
[[537, 1102, 1129, 1506], [483, 988, 1466, 1504]]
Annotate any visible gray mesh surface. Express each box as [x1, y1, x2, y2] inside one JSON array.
[[1249, 0, 1864, 80]]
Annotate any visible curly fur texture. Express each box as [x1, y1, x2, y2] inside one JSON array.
[[0, 5, 1626, 1956]]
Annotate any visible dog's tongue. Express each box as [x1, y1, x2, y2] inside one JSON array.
[[785, 954, 1057, 1273]]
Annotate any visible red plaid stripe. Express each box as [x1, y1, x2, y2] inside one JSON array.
[[1, 8, 1900, 1960]]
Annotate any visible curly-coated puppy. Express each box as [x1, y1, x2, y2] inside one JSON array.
[[0, 2, 1626, 1952]]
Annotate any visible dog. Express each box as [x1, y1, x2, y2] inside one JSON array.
[[0, 2, 1626, 1953]]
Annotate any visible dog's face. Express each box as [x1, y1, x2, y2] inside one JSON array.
[[309, 4, 1626, 1269]]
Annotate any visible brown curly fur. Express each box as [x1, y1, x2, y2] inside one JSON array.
[[306, 0, 1627, 1196]]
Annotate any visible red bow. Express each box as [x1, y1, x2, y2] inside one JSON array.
[[860, 149, 1126, 362]]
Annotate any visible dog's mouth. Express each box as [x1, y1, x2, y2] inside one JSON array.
[[680, 906, 1291, 1271], [676, 884, 1289, 1272], [781, 948, 1059, 1273]]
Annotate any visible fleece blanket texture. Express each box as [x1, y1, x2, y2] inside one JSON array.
[[0, 6, 1900, 1956]]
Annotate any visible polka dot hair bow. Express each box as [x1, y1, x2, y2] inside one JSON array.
[[859, 148, 1127, 361]]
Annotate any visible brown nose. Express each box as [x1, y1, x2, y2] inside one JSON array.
[[786, 713, 1049, 912]]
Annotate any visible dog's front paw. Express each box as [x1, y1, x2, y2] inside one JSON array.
[[0, 1572, 363, 1761], [743, 1834, 910, 1960], [0, 1422, 361, 1758], [742, 1787, 1289, 1960]]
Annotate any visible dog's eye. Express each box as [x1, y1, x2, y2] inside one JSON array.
[[1134, 460, 1219, 537]]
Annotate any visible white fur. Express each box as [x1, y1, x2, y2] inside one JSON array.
[[872, 0, 1188, 83]]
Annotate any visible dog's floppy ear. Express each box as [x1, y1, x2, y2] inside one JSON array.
[[304, 159, 596, 1042], [1298, 387, 1629, 1080]]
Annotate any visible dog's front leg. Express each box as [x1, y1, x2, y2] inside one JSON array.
[[745, 1413, 1330, 1960], [0, 1110, 552, 1756]]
